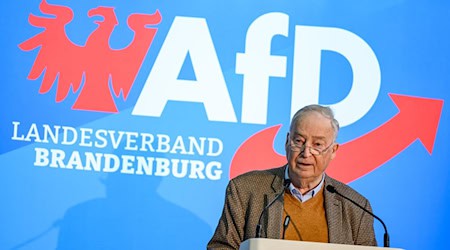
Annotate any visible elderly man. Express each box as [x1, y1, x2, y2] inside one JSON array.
[[207, 104, 376, 249]]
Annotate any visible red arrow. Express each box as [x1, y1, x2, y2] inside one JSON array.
[[229, 125, 286, 179], [327, 93, 443, 183], [229, 94, 444, 183]]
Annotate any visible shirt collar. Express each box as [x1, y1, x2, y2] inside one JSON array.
[[285, 166, 325, 203]]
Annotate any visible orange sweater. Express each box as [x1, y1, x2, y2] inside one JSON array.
[[282, 186, 328, 243]]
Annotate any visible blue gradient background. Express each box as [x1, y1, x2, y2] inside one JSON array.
[[1, 1, 449, 249]]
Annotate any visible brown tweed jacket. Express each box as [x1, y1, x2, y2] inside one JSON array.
[[207, 165, 377, 249]]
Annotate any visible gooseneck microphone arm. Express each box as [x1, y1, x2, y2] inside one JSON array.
[[326, 185, 390, 248], [255, 179, 291, 238]]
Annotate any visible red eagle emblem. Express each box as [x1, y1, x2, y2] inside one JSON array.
[[19, 0, 162, 112]]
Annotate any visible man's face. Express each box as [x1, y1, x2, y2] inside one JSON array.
[[285, 111, 339, 186]]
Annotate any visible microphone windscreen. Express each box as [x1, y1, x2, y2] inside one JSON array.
[[326, 185, 336, 193], [284, 179, 291, 186]]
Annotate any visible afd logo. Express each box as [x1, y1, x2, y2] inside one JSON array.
[[20, 1, 444, 183], [23, 0, 382, 127]]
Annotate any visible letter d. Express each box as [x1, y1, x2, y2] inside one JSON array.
[[292, 26, 381, 127]]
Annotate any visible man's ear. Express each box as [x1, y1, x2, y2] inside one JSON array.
[[330, 143, 339, 159], [285, 132, 290, 148], [285, 132, 290, 159]]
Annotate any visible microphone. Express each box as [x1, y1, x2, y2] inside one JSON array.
[[255, 179, 291, 238], [326, 185, 390, 248], [282, 215, 291, 239]]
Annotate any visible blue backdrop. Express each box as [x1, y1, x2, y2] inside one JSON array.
[[2, 1, 449, 249]]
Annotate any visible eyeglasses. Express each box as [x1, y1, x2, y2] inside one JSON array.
[[289, 137, 334, 156]]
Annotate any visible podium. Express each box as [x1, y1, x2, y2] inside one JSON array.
[[239, 238, 404, 250]]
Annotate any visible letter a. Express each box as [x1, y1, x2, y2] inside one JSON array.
[[132, 17, 237, 122]]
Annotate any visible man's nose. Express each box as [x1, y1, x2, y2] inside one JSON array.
[[299, 145, 312, 157]]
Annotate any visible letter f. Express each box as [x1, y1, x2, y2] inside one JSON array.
[[236, 12, 289, 124]]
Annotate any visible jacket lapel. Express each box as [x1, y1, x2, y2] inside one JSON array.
[[324, 176, 346, 244], [263, 166, 285, 239]]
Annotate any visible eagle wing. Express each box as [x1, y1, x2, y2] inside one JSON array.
[[109, 10, 162, 100], [19, 0, 84, 102]]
